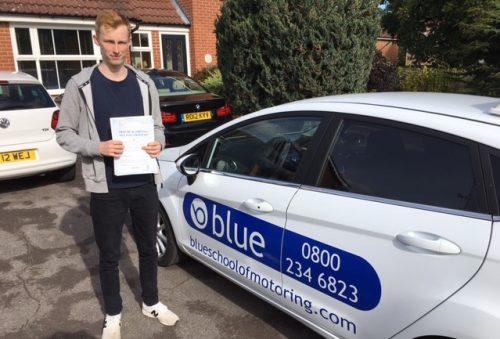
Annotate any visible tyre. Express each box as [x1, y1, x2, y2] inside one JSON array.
[[50, 163, 76, 182], [157, 207, 182, 267]]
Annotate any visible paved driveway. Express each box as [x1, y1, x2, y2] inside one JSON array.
[[0, 163, 321, 339]]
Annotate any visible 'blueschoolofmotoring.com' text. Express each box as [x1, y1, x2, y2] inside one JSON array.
[[189, 236, 357, 335]]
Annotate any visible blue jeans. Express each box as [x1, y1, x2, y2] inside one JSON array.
[[90, 182, 159, 315]]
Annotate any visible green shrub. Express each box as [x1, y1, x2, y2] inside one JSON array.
[[216, 0, 381, 114], [194, 67, 225, 96], [399, 67, 448, 92], [398, 67, 473, 93], [192, 65, 218, 82], [367, 51, 400, 92]]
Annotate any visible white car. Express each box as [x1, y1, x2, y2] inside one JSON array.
[[0, 71, 76, 181], [156, 92, 500, 339]]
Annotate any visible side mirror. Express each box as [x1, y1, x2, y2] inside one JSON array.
[[175, 153, 200, 185]]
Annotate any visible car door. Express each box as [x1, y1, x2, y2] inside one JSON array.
[[282, 116, 492, 339], [175, 113, 327, 306]]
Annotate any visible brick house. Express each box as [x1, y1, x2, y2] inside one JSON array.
[[0, 0, 222, 95]]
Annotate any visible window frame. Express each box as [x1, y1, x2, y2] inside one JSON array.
[[479, 145, 500, 217], [10, 24, 100, 95], [131, 31, 154, 69], [159, 32, 190, 74]]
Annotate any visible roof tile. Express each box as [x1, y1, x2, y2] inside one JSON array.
[[0, 0, 188, 26]]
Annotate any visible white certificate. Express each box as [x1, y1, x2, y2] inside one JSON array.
[[110, 116, 159, 176]]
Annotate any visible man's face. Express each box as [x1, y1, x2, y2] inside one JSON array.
[[93, 24, 130, 68]]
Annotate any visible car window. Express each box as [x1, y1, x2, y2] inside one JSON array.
[[0, 83, 54, 110], [320, 119, 482, 213], [204, 116, 321, 182]]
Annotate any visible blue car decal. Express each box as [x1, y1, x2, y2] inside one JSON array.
[[183, 192, 381, 311]]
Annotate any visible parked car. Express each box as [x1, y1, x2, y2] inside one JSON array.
[[0, 71, 76, 181], [145, 69, 232, 146], [156, 92, 500, 339]]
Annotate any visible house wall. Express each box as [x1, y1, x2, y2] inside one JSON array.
[[178, 0, 221, 74], [152, 31, 161, 69], [0, 22, 15, 71]]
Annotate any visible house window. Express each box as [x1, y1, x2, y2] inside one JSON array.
[[15, 28, 32, 55], [131, 32, 152, 69], [161, 34, 187, 73], [13, 27, 99, 92]]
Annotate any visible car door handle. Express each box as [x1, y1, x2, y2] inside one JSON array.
[[396, 231, 461, 255], [243, 198, 274, 213]]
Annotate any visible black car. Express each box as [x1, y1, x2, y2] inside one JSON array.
[[146, 69, 232, 146]]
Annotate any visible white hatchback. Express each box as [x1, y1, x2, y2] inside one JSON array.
[[0, 71, 76, 181], [157, 92, 500, 339]]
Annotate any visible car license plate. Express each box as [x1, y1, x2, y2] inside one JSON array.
[[182, 111, 212, 122], [0, 149, 37, 164]]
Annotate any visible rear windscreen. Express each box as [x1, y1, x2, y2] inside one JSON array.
[[150, 75, 208, 97], [0, 83, 55, 110]]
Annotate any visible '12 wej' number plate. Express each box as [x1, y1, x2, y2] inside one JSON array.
[[0, 149, 37, 164]]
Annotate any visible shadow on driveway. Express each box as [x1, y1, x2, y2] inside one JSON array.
[[58, 197, 145, 314]]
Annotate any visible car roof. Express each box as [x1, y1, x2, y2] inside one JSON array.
[[269, 92, 500, 126], [0, 71, 41, 84]]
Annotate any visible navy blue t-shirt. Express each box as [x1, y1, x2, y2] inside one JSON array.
[[91, 68, 153, 189]]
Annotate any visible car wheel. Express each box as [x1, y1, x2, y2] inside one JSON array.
[[157, 207, 182, 267], [49, 164, 76, 182]]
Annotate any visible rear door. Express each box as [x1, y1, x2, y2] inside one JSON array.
[[174, 113, 327, 306], [282, 116, 492, 339]]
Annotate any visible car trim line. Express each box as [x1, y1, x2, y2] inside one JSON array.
[[199, 169, 301, 188], [300, 184, 492, 221]]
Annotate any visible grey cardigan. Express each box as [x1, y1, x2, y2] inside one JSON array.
[[56, 64, 165, 193]]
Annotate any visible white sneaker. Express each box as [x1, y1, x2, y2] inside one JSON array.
[[142, 302, 179, 326], [101, 313, 121, 339]]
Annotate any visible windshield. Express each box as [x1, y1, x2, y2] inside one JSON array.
[[0, 83, 55, 110], [150, 74, 208, 97]]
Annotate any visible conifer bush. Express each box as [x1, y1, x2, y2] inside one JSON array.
[[367, 51, 400, 92], [216, 0, 381, 114]]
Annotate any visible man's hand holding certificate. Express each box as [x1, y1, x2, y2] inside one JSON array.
[[109, 116, 159, 176]]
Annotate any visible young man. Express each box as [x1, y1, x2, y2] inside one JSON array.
[[56, 9, 179, 339]]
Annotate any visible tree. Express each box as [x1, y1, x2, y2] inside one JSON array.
[[382, 0, 500, 96], [216, 0, 381, 114], [368, 50, 400, 92]]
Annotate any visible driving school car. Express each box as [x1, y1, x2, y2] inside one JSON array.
[[156, 92, 500, 339]]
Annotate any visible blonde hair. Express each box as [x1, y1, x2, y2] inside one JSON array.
[[95, 9, 131, 37]]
